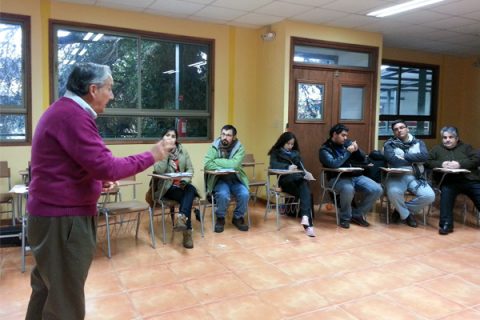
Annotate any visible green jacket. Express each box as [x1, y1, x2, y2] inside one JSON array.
[[203, 138, 249, 193], [153, 144, 194, 199], [427, 141, 480, 182]]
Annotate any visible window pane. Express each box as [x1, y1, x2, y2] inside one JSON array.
[[380, 65, 399, 115], [0, 22, 23, 107], [54, 24, 212, 141], [294, 45, 370, 68], [0, 114, 25, 140], [57, 29, 138, 109], [378, 120, 432, 137], [399, 68, 432, 116], [340, 86, 364, 120], [97, 116, 209, 139]]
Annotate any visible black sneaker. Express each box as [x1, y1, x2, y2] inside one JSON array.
[[194, 208, 201, 222], [403, 214, 417, 228], [232, 217, 249, 231], [351, 215, 370, 227], [339, 220, 350, 229], [214, 217, 225, 233], [391, 210, 401, 224]]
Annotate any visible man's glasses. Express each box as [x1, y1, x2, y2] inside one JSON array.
[[393, 126, 406, 132]]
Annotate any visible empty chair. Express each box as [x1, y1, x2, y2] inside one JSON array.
[[0, 161, 14, 223], [242, 153, 267, 205], [97, 176, 150, 258]]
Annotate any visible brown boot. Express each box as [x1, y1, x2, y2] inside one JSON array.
[[182, 229, 193, 249]]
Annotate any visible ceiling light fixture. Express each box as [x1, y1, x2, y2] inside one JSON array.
[[367, 0, 445, 18]]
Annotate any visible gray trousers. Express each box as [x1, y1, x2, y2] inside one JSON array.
[[26, 215, 97, 320]]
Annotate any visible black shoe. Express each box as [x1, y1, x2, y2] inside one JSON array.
[[214, 217, 225, 233], [391, 210, 401, 224], [339, 220, 350, 229], [232, 217, 249, 231], [403, 214, 417, 228], [351, 215, 370, 227], [438, 223, 453, 235]]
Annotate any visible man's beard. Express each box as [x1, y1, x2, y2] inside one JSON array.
[[221, 139, 229, 146]]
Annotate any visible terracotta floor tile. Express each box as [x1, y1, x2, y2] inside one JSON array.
[[85, 293, 137, 320], [146, 305, 214, 319], [439, 309, 480, 320], [416, 251, 476, 273], [455, 266, 480, 286], [258, 285, 329, 317], [215, 250, 267, 271], [383, 285, 464, 318], [342, 295, 424, 320], [307, 276, 372, 305], [274, 255, 328, 281], [293, 306, 357, 320], [204, 294, 282, 320], [167, 256, 228, 281], [382, 259, 446, 284], [234, 263, 293, 290], [348, 241, 419, 264], [342, 268, 408, 293], [117, 264, 178, 290], [250, 242, 303, 263], [129, 283, 198, 317], [183, 272, 252, 304], [315, 252, 375, 277], [85, 270, 124, 298], [110, 251, 164, 271], [419, 275, 480, 307]]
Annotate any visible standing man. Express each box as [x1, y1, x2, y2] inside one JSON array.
[[204, 124, 250, 233], [427, 126, 480, 235], [26, 63, 173, 320], [383, 120, 435, 227], [319, 124, 383, 229]]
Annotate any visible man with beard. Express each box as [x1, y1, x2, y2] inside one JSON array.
[[427, 126, 480, 235], [383, 120, 435, 227], [204, 124, 250, 233]]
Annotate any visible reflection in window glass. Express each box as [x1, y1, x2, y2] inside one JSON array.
[[340, 86, 364, 120], [0, 15, 30, 143], [379, 62, 437, 138], [294, 45, 370, 68], [53, 25, 212, 141]]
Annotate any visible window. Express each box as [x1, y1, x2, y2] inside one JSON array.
[[379, 60, 438, 138], [51, 21, 213, 142], [0, 13, 31, 145]]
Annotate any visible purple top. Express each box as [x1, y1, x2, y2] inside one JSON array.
[[27, 97, 154, 217]]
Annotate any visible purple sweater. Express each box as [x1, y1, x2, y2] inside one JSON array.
[[27, 97, 155, 217]]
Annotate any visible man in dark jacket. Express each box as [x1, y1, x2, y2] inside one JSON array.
[[319, 124, 383, 229], [427, 126, 480, 235]]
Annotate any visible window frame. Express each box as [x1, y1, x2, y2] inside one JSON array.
[[49, 20, 215, 144], [0, 13, 32, 146], [379, 59, 439, 139]]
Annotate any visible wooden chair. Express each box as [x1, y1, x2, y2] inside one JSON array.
[[97, 176, 150, 258], [0, 161, 14, 223], [242, 154, 267, 205]]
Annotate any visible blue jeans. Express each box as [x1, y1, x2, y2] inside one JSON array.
[[385, 174, 435, 219], [164, 184, 197, 229], [331, 175, 383, 222], [213, 180, 249, 219]]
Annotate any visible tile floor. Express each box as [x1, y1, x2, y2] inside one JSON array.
[[1, 204, 480, 320]]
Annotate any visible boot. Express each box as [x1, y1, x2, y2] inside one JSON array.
[[183, 229, 193, 249]]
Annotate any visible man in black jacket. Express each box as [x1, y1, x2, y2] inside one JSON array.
[[427, 126, 480, 235], [319, 124, 383, 229]]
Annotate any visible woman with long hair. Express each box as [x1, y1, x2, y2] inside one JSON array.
[[268, 132, 315, 237], [153, 128, 198, 248]]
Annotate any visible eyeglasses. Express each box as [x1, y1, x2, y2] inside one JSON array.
[[393, 126, 406, 132], [221, 133, 233, 137]]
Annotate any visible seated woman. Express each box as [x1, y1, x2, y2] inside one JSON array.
[[268, 132, 315, 237], [153, 128, 198, 249]]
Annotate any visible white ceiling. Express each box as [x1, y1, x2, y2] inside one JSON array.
[[60, 0, 480, 57]]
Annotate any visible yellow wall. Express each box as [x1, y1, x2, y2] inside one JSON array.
[[1, 0, 478, 199]]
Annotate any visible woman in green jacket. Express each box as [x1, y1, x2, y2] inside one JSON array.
[[153, 128, 198, 248]]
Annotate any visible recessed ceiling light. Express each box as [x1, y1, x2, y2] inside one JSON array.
[[367, 0, 445, 18]]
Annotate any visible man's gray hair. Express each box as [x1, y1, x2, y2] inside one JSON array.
[[66, 62, 112, 96], [440, 126, 459, 138]]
